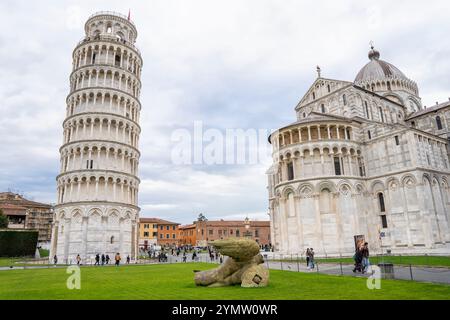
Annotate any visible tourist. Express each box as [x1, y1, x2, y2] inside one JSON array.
[[183, 252, 187, 263], [94, 253, 100, 266], [361, 242, 370, 273], [53, 255, 58, 265], [219, 254, 223, 264], [105, 254, 110, 265], [306, 248, 311, 268], [352, 246, 363, 273], [126, 255, 130, 264], [101, 254, 105, 266], [76, 254, 81, 265], [115, 253, 121, 266], [309, 248, 315, 269], [192, 251, 197, 261]]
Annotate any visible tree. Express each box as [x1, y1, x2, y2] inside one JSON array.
[[0, 209, 8, 229], [197, 213, 207, 222]]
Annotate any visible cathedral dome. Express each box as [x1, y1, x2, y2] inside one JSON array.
[[355, 47, 407, 83], [354, 45, 419, 100]]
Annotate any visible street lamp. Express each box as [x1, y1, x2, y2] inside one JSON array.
[[244, 217, 252, 239]]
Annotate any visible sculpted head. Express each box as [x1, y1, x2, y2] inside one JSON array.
[[209, 238, 260, 261]]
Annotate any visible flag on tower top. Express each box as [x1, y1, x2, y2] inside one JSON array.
[[128, 9, 131, 21]]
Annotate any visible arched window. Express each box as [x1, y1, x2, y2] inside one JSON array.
[[334, 156, 341, 175], [321, 104, 325, 113], [379, 107, 384, 122], [364, 101, 370, 119], [287, 162, 294, 181], [327, 84, 331, 93], [110, 236, 114, 244], [378, 193, 386, 212], [411, 121, 416, 128], [343, 94, 347, 106], [115, 55, 121, 67], [436, 116, 443, 130], [312, 92, 316, 100], [107, 26, 112, 33], [387, 81, 391, 91]]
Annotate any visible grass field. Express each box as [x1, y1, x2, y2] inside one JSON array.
[[0, 249, 50, 267], [275, 255, 450, 268], [0, 263, 449, 300]]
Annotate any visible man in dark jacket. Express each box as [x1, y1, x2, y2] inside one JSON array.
[[353, 247, 363, 273]]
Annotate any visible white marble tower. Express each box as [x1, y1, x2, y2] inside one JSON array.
[[50, 12, 142, 263]]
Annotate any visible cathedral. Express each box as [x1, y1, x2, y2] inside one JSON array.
[[267, 45, 450, 256]]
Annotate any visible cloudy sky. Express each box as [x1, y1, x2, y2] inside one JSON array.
[[0, 0, 449, 224]]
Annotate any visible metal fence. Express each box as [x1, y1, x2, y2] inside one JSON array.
[[3, 253, 449, 285], [255, 253, 450, 285]]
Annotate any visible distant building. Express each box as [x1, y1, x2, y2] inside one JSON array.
[[178, 224, 197, 246], [156, 219, 180, 247], [195, 220, 271, 247], [138, 218, 159, 249], [0, 192, 53, 245]]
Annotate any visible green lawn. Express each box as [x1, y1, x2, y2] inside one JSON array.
[[275, 255, 450, 268], [0, 263, 449, 300], [0, 257, 50, 267], [0, 249, 49, 267]]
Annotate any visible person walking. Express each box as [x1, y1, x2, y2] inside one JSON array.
[[94, 253, 100, 266], [126, 255, 130, 264], [76, 254, 81, 265], [361, 242, 370, 273], [183, 252, 187, 263], [309, 248, 315, 270], [53, 255, 58, 265], [101, 254, 106, 266], [353, 246, 363, 273], [105, 254, 110, 265], [305, 248, 311, 269], [115, 253, 121, 266], [192, 251, 197, 262]]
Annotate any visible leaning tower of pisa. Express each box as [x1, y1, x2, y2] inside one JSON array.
[[50, 12, 142, 263]]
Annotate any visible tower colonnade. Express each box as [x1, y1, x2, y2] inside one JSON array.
[[50, 12, 143, 263]]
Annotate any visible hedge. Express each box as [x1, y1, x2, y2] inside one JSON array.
[[0, 229, 39, 257]]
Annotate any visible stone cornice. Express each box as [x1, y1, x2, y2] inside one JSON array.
[[57, 169, 141, 183], [59, 139, 141, 156], [66, 86, 141, 110], [73, 37, 141, 62], [70, 64, 142, 88], [55, 201, 140, 212], [62, 111, 141, 132]]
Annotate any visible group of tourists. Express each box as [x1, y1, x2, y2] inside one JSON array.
[[353, 242, 370, 273], [305, 248, 315, 270], [53, 252, 130, 266]]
